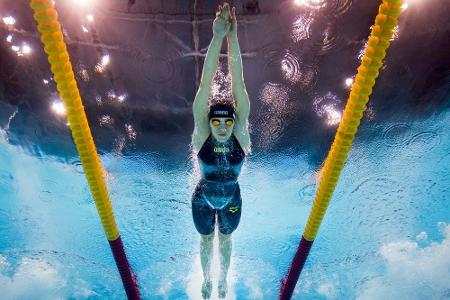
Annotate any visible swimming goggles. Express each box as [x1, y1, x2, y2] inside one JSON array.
[[211, 118, 234, 126]]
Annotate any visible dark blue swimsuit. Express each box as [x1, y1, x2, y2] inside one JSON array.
[[192, 134, 245, 235]]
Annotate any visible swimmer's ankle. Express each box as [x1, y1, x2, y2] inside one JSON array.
[[202, 279, 212, 299], [218, 278, 228, 298]]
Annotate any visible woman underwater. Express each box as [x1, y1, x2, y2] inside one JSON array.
[[191, 3, 251, 299]]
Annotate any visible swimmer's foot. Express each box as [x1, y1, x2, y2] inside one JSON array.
[[201, 280, 212, 299], [218, 278, 228, 298]]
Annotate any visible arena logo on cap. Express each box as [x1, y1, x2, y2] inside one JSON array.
[[214, 110, 229, 115]]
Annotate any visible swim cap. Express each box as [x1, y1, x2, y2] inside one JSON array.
[[208, 103, 235, 119]]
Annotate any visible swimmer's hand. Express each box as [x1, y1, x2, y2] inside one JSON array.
[[213, 3, 231, 38], [227, 6, 237, 38]]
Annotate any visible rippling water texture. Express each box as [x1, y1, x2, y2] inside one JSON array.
[[1, 109, 450, 299]]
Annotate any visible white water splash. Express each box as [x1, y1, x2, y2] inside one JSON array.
[[357, 223, 450, 299]]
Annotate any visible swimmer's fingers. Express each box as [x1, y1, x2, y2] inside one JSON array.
[[230, 6, 236, 23], [220, 3, 230, 20], [216, 5, 223, 17], [227, 6, 237, 37], [213, 4, 231, 38]]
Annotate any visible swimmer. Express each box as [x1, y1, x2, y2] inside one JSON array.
[[191, 3, 250, 299]]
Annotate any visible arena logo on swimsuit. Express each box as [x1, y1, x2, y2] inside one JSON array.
[[228, 206, 239, 213], [214, 146, 230, 153]]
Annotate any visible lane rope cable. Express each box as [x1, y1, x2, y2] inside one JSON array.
[[29, 1, 141, 299], [279, 0, 404, 299]]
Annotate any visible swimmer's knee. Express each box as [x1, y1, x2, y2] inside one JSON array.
[[218, 222, 238, 235], [218, 231, 232, 241], [201, 232, 214, 242]]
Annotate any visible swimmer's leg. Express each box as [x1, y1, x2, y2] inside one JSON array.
[[200, 232, 214, 299], [217, 185, 242, 298], [218, 231, 231, 298], [192, 186, 216, 299]]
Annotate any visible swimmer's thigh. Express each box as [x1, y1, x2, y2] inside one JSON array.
[[218, 186, 242, 235], [192, 188, 216, 235]]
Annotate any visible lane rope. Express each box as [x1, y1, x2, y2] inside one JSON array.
[[29, 1, 140, 298], [279, 1, 404, 299]]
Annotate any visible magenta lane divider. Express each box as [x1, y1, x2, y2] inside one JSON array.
[[279, 236, 314, 300], [108, 236, 141, 300]]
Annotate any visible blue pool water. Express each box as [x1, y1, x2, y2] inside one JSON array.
[[1, 109, 449, 299]]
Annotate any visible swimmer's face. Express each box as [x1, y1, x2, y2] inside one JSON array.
[[210, 117, 234, 143]]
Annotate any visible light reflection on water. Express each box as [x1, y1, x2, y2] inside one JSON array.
[[282, 51, 302, 84], [312, 92, 342, 126], [291, 14, 313, 43], [256, 82, 291, 148], [293, 0, 353, 18]]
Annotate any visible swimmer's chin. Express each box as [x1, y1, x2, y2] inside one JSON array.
[[214, 134, 230, 142]]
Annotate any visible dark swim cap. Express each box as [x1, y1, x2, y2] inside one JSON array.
[[208, 102, 235, 119]]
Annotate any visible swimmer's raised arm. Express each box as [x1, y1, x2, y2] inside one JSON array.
[[227, 6, 251, 153], [192, 4, 231, 149]]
